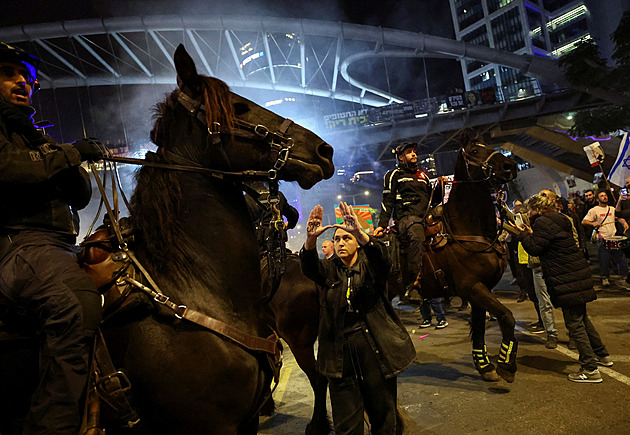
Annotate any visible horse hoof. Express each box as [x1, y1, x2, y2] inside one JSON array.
[[480, 369, 500, 382], [496, 366, 515, 383]]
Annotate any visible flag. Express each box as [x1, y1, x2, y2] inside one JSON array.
[[608, 132, 630, 187]]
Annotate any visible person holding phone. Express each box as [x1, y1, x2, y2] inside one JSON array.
[[615, 176, 630, 222]]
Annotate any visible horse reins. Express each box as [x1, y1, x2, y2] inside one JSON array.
[[86, 87, 294, 362], [439, 145, 508, 253]]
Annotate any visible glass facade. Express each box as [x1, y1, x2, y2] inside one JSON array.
[[450, 0, 593, 94], [454, 0, 485, 30], [491, 7, 525, 51], [470, 69, 496, 90], [542, 0, 575, 13], [549, 18, 588, 44], [527, 8, 547, 50], [487, 0, 516, 14]]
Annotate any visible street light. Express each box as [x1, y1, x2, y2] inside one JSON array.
[[336, 190, 372, 205]]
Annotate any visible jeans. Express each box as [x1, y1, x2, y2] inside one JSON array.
[[328, 329, 398, 435], [597, 243, 628, 278], [532, 267, 557, 338], [420, 298, 446, 322], [562, 304, 609, 371], [0, 231, 101, 434], [397, 215, 425, 280]]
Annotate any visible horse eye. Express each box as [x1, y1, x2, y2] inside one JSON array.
[[234, 102, 250, 115]]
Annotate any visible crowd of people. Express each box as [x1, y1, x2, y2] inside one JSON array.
[[1, 40, 626, 434]]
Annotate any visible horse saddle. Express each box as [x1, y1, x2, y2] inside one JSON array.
[[424, 206, 448, 250], [78, 218, 153, 324]]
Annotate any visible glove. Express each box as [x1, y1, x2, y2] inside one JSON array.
[[72, 137, 105, 162]]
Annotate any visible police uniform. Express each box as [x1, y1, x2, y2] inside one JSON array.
[[378, 153, 440, 287], [0, 42, 102, 434]]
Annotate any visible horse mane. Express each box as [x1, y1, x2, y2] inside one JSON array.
[[130, 76, 237, 275]]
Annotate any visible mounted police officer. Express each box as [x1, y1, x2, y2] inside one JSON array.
[[374, 142, 444, 298], [0, 42, 106, 433]]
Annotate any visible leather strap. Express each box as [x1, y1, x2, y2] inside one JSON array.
[[93, 330, 140, 428], [451, 235, 507, 254], [124, 277, 280, 357]]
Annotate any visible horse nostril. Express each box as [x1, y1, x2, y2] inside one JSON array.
[[318, 143, 334, 163]]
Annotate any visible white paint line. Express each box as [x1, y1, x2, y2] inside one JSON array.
[[516, 325, 630, 386]]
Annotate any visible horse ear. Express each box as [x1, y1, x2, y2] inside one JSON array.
[[458, 128, 480, 148], [174, 44, 203, 93]]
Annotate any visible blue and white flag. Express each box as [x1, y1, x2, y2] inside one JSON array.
[[609, 132, 630, 187]]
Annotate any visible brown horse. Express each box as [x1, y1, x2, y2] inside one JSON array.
[[382, 133, 518, 382], [417, 133, 518, 382], [262, 253, 330, 434], [0, 44, 334, 435]]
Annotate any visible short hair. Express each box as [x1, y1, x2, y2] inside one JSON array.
[[528, 194, 557, 213], [585, 189, 594, 195]]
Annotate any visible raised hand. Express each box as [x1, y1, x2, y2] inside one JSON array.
[[304, 205, 333, 250], [333, 202, 369, 245]]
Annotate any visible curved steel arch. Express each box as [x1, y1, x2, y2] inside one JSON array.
[[0, 15, 568, 107]]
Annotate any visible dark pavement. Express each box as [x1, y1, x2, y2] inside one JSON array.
[[260, 269, 630, 434]]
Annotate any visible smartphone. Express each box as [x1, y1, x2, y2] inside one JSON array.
[[514, 214, 524, 227], [621, 188, 628, 196]]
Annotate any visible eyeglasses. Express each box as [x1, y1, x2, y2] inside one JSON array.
[[0, 64, 38, 90]]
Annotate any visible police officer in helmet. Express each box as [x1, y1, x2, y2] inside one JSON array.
[[0, 42, 106, 433], [374, 142, 444, 297]]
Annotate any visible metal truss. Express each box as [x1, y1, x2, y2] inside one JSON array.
[[0, 15, 568, 107]]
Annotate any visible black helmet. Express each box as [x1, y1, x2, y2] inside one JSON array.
[[0, 42, 40, 92], [394, 142, 417, 157]]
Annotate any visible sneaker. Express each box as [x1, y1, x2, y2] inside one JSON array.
[[545, 336, 558, 349], [596, 356, 614, 367], [567, 368, 602, 383], [602, 278, 610, 287], [615, 280, 630, 290], [419, 320, 432, 328], [530, 322, 545, 334], [435, 320, 449, 329]]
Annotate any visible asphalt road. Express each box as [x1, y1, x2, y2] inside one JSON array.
[[259, 274, 630, 435]]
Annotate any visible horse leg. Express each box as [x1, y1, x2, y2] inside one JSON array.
[[470, 304, 500, 382], [289, 344, 332, 435], [468, 282, 517, 383]]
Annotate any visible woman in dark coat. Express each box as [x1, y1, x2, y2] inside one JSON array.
[[516, 194, 612, 383], [300, 202, 415, 434]]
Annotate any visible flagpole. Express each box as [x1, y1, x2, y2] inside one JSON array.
[[597, 158, 618, 202]]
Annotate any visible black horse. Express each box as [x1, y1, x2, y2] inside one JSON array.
[[0, 44, 334, 434], [417, 133, 518, 382]]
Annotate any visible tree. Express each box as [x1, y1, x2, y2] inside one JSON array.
[[559, 10, 630, 137]]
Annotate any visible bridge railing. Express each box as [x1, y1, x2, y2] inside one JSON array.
[[321, 78, 553, 131]]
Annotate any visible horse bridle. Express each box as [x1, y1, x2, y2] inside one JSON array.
[[460, 143, 502, 184], [175, 90, 295, 181], [440, 143, 509, 253]]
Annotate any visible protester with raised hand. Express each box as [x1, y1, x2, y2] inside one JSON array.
[[300, 202, 415, 434]]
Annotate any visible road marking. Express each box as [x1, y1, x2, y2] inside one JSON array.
[[272, 366, 293, 403], [516, 325, 630, 386]]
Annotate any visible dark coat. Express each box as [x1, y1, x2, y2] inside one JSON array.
[[300, 237, 415, 379], [517, 212, 596, 308], [0, 102, 89, 235], [378, 165, 442, 228]]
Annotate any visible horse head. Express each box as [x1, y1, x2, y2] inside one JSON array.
[[150, 44, 334, 189], [455, 130, 517, 185]]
